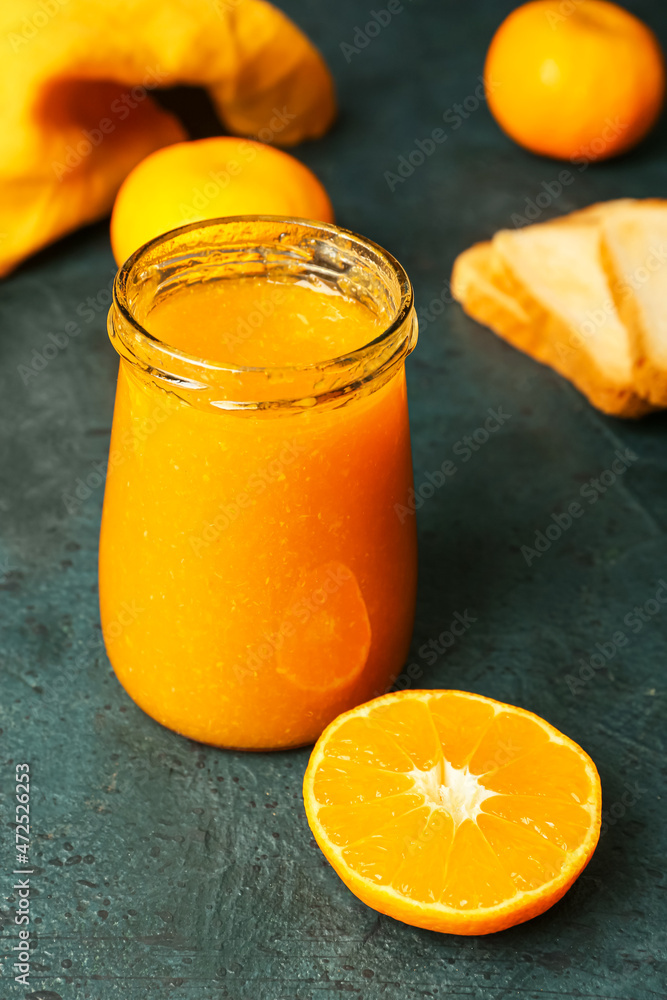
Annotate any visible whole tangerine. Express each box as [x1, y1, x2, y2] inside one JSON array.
[[484, 0, 666, 162], [110, 137, 334, 265]]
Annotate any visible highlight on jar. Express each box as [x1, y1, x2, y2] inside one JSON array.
[[99, 216, 419, 751]]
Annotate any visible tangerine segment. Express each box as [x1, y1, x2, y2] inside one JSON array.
[[276, 562, 371, 694], [303, 690, 601, 935], [322, 717, 415, 772], [482, 794, 593, 852], [369, 696, 444, 770]]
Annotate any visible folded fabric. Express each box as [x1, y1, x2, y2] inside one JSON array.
[[1, 0, 336, 276]]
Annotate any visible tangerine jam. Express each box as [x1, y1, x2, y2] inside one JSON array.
[[99, 217, 418, 749]]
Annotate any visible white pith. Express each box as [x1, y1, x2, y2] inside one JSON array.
[[410, 759, 494, 825]]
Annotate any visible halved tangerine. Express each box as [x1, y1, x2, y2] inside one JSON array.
[[303, 689, 601, 935]]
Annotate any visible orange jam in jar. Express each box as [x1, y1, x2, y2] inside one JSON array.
[[100, 217, 418, 749]]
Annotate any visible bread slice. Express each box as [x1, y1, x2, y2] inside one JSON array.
[[451, 211, 652, 418], [450, 240, 531, 343], [598, 199, 667, 405]]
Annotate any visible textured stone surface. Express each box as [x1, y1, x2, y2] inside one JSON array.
[[1, 0, 667, 997]]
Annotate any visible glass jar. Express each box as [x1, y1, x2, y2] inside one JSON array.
[[99, 216, 418, 750]]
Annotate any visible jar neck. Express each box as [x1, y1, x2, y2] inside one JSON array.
[[108, 217, 417, 412]]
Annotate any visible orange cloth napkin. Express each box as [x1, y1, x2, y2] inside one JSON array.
[[0, 0, 336, 276]]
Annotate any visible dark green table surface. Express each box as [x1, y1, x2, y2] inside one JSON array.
[[2, 1, 667, 997]]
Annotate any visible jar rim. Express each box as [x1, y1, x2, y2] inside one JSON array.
[[110, 215, 417, 409]]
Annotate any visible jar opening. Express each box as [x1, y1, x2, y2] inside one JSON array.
[[109, 216, 417, 410]]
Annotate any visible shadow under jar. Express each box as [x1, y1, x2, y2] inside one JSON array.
[[99, 216, 418, 750]]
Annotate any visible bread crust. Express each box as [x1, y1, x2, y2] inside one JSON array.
[[597, 199, 667, 406], [451, 229, 653, 419]]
